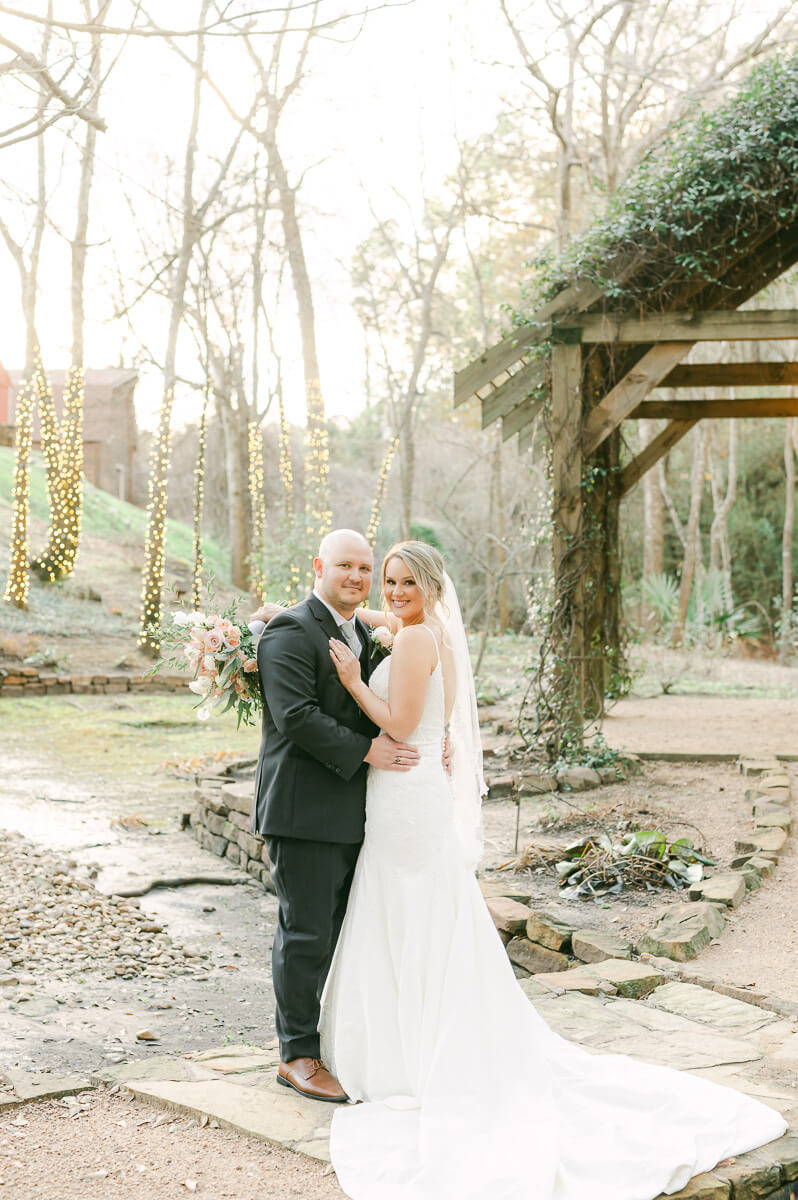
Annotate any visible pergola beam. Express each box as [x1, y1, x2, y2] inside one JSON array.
[[632, 397, 798, 419], [502, 395, 544, 441], [480, 358, 545, 428], [659, 362, 798, 388], [618, 419, 697, 496], [582, 342, 690, 458], [562, 308, 798, 344]]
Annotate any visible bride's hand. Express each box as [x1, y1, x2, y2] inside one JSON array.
[[329, 638, 361, 691]]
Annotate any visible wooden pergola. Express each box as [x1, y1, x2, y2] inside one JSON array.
[[455, 279, 798, 741]]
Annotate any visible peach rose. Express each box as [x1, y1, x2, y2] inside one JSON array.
[[226, 627, 241, 648], [243, 658, 258, 673], [205, 629, 223, 652]]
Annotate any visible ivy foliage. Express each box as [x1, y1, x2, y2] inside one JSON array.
[[519, 52, 798, 318]]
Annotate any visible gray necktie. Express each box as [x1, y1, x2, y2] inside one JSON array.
[[340, 619, 359, 655]]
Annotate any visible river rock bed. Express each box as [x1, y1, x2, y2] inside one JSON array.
[[0, 831, 210, 984]]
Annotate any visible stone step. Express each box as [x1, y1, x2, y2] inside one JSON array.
[[571, 928, 632, 963]]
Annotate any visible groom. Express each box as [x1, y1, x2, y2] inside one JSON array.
[[251, 528, 420, 1102]]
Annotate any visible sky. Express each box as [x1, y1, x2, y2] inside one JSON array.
[[0, 0, 514, 430]]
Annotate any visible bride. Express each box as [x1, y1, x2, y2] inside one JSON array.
[[321, 540, 786, 1200]]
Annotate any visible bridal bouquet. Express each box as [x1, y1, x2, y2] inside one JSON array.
[[158, 603, 263, 728]]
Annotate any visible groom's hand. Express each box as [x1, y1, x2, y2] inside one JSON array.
[[365, 734, 420, 772]]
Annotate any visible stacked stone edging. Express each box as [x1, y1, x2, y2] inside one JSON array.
[[0, 666, 187, 697], [635, 758, 793, 962], [484, 756, 793, 994], [190, 782, 273, 894]]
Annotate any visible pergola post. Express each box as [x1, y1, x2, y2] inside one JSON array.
[[549, 339, 586, 750]]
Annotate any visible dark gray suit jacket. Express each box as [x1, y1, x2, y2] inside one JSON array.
[[251, 594, 379, 844]]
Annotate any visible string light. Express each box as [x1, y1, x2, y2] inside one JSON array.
[[192, 383, 210, 610], [31, 362, 84, 581], [366, 435, 400, 548], [304, 376, 331, 586], [247, 419, 268, 600], [278, 391, 293, 518], [139, 387, 174, 655], [3, 377, 34, 610]]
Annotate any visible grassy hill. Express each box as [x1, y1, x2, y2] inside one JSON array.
[[0, 445, 234, 665], [0, 445, 230, 580]]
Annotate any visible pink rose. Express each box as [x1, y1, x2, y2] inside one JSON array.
[[374, 627, 394, 648], [205, 629, 223, 652], [234, 679, 245, 695], [243, 658, 258, 673]]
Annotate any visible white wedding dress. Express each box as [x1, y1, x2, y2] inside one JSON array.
[[319, 645, 786, 1200]]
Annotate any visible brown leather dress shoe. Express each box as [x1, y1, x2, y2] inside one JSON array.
[[277, 1057, 349, 1103]]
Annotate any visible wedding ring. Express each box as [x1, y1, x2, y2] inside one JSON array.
[[395, 755, 402, 765]]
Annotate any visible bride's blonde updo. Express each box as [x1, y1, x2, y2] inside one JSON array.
[[381, 540, 446, 617]]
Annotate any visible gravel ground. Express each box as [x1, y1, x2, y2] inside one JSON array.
[[0, 834, 210, 986], [0, 1089, 344, 1200]]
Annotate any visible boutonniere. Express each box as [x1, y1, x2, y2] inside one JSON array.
[[370, 626, 395, 660]]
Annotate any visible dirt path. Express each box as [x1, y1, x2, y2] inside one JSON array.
[[601, 694, 798, 757], [0, 1089, 344, 1200]]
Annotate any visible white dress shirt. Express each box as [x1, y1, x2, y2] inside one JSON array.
[[313, 587, 363, 656]]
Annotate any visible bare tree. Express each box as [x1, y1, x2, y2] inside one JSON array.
[[497, 0, 798, 245]]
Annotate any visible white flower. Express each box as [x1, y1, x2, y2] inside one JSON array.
[[187, 610, 207, 625], [189, 676, 212, 697], [196, 704, 212, 721], [203, 654, 216, 673], [172, 610, 190, 626]]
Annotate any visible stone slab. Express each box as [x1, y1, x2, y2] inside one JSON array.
[[712, 1148, 782, 1200], [571, 929, 631, 963], [2, 1070, 91, 1102], [583, 959, 665, 999], [507, 936, 569, 975], [656, 1173, 730, 1200], [127, 1078, 330, 1148], [201, 1053, 279, 1076], [770, 1034, 798, 1067], [529, 992, 762, 1070], [525, 911, 574, 952], [735, 828, 788, 856], [532, 970, 606, 996], [485, 897, 533, 936], [687, 873, 747, 908], [637, 902, 725, 961], [478, 879, 535, 905], [752, 809, 792, 830], [739, 760, 782, 776], [645, 982, 776, 1033], [91, 1056, 217, 1085]]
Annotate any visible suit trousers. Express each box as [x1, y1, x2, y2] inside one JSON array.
[[266, 835, 361, 1062]]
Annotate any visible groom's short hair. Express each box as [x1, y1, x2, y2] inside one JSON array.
[[317, 529, 372, 564]]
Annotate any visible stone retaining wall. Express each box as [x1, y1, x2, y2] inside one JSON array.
[[190, 781, 273, 894], [0, 666, 186, 697]]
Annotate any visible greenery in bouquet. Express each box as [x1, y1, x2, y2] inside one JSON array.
[[156, 597, 263, 728]]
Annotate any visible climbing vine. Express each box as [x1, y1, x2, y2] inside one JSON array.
[[512, 53, 798, 760]]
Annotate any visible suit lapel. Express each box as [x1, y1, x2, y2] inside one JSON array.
[[354, 614, 371, 679], [307, 592, 340, 643], [307, 594, 370, 681]]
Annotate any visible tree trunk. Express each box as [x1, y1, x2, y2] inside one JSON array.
[[707, 419, 737, 616], [673, 426, 707, 647], [781, 418, 796, 665], [139, 0, 209, 654], [640, 418, 664, 579], [269, 141, 330, 555]]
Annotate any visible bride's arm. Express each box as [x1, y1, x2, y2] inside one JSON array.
[[329, 626, 433, 741], [357, 607, 400, 634]]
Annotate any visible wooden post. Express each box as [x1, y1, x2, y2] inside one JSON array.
[[550, 340, 585, 750]]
